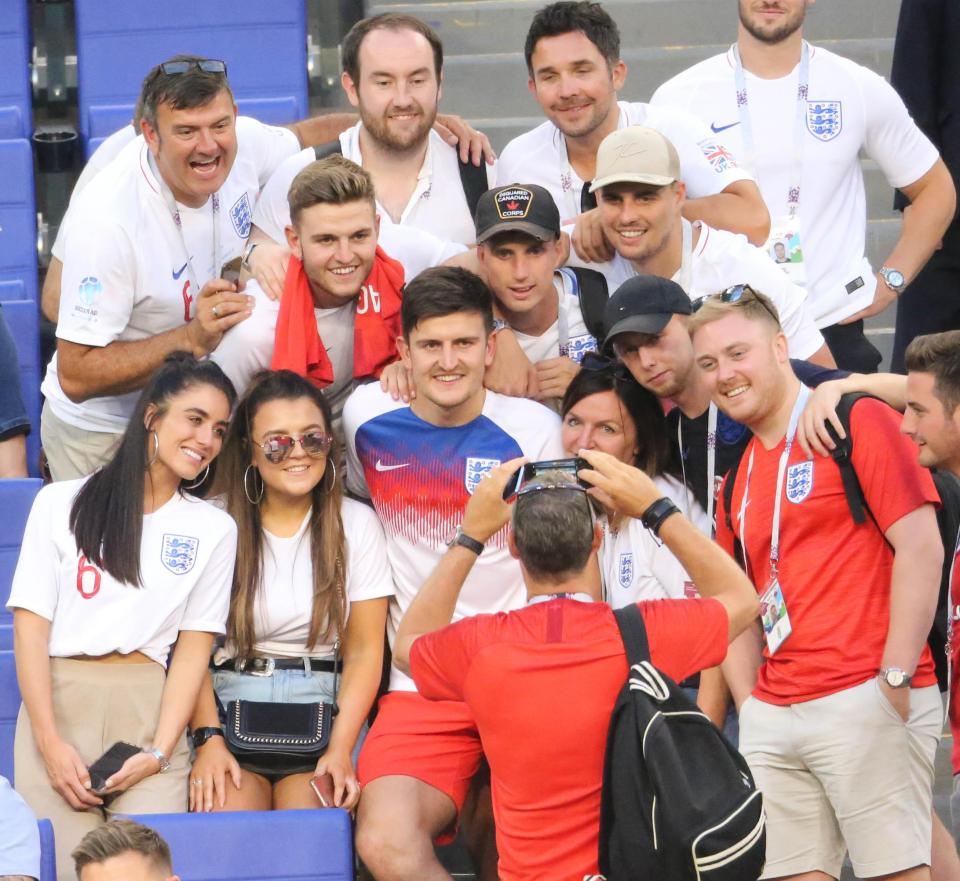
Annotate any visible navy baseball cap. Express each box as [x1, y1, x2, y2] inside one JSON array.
[[602, 275, 692, 349], [475, 184, 560, 244]]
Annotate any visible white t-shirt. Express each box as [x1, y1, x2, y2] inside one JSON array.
[[510, 271, 598, 364], [600, 475, 709, 608], [253, 123, 496, 247], [6, 479, 236, 666], [343, 383, 564, 691], [651, 44, 939, 326], [43, 117, 301, 433], [607, 221, 825, 360], [222, 498, 394, 659], [211, 222, 467, 419]]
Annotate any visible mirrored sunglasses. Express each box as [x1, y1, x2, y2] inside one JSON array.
[[258, 432, 332, 464], [160, 59, 228, 76], [692, 283, 780, 325]]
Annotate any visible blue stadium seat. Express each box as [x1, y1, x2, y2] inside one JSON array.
[[123, 810, 355, 881], [2, 301, 42, 477], [0, 479, 42, 624], [0, 1, 32, 139], [38, 818, 57, 881], [0, 624, 11, 651], [0, 140, 38, 302], [74, 0, 308, 150], [0, 650, 21, 783]]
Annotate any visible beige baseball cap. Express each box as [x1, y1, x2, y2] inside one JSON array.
[[589, 126, 681, 193]]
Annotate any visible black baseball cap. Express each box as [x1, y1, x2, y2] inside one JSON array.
[[475, 184, 560, 244], [602, 275, 692, 349]]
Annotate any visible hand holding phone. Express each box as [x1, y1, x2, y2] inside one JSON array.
[[502, 457, 590, 502], [310, 772, 335, 807], [88, 741, 142, 793]]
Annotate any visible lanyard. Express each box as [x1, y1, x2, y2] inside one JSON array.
[[737, 384, 811, 579], [527, 591, 593, 606], [672, 218, 694, 294], [147, 152, 221, 307], [733, 41, 810, 217], [554, 270, 577, 356], [676, 402, 718, 531]]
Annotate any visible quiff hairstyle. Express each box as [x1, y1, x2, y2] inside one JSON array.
[[905, 330, 960, 415], [73, 820, 172, 877], [342, 13, 444, 83], [687, 287, 782, 336], [287, 155, 377, 225]]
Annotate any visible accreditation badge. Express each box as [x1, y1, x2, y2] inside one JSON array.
[[765, 215, 805, 284], [759, 577, 792, 655]]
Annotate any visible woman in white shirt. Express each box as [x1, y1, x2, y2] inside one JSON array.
[[188, 370, 392, 813], [8, 354, 238, 881]]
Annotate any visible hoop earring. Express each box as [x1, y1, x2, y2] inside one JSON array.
[[184, 465, 210, 490], [322, 459, 337, 493], [146, 431, 160, 468], [244, 465, 264, 505]]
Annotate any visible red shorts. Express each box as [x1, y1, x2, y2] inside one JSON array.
[[358, 690, 483, 836]]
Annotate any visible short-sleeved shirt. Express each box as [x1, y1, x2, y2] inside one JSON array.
[[252, 123, 496, 246], [651, 44, 940, 326], [410, 596, 728, 881], [42, 117, 300, 433], [714, 394, 939, 704], [6, 479, 236, 666], [510, 271, 598, 365], [209, 222, 466, 415], [343, 383, 564, 691]]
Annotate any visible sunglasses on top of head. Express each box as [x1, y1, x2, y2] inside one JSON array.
[[579, 351, 633, 382], [257, 432, 333, 465], [691, 284, 780, 325], [160, 59, 228, 76]]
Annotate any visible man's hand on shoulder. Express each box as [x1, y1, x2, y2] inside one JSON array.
[[534, 356, 580, 402], [247, 240, 292, 301], [434, 114, 496, 166], [186, 279, 254, 357], [567, 207, 614, 264], [379, 360, 417, 403], [484, 328, 540, 398]]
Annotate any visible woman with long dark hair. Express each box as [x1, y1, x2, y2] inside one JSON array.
[[187, 370, 391, 813], [8, 353, 238, 880]]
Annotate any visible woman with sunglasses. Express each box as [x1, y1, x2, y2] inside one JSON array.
[[8, 354, 238, 880], [187, 370, 392, 813]]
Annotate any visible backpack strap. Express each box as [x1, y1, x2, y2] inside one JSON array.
[[457, 157, 488, 217], [313, 139, 344, 161], [564, 266, 609, 342], [824, 392, 875, 525], [613, 604, 651, 667]]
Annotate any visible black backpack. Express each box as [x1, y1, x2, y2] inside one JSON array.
[[556, 266, 609, 343], [598, 604, 766, 881], [313, 139, 489, 217], [721, 391, 960, 691]]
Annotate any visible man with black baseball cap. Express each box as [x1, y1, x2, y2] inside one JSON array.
[[475, 183, 606, 404]]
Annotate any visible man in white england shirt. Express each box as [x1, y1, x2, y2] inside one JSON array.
[[497, 0, 770, 269], [651, 0, 956, 373]]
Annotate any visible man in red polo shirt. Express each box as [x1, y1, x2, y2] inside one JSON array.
[[392, 451, 759, 881], [692, 288, 943, 881]]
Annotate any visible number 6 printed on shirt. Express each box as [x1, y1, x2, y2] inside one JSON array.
[[76, 555, 102, 599]]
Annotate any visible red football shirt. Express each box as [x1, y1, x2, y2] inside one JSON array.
[[715, 395, 939, 704], [949, 532, 960, 774], [410, 597, 728, 881]]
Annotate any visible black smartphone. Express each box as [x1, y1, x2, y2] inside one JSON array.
[[88, 741, 142, 792], [502, 457, 590, 502]]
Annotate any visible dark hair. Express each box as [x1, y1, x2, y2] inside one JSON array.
[[288, 155, 376, 225], [217, 371, 346, 662], [905, 330, 960, 415], [73, 820, 172, 877], [561, 364, 681, 481], [513, 472, 594, 582], [524, 1, 621, 75], [401, 266, 495, 339], [140, 53, 234, 129], [69, 353, 236, 587], [342, 13, 444, 84]]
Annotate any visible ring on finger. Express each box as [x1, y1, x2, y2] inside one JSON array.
[[212, 305, 220, 318], [193, 779, 203, 786]]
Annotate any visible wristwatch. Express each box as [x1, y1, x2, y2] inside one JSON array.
[[191, 726, 224, 749], [879, 667, 913, 689], [144, 746, 171, 774], [879, 267, 907, 295], [640, 497, 681, 538], [241, 241, 259, 271], [446, 525, 484, 555]]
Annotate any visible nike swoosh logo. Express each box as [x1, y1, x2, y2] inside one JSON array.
[[710, 121, 740, 133], [375, 460, 410, 472], [172, 262, 189, 280]]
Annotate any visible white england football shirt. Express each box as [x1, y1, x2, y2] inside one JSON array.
[[510, 272, 598, 365], [43, 117, 300, 433], [252, 123, 496, 247], [651, 44, 939, 326], [6, 479, 236, 666], [343, 383, 564, 691]]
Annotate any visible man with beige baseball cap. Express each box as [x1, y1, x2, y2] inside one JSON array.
[[592, 126, 833, 366]]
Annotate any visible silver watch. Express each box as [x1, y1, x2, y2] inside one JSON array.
[[144, 746, 171, 773], [241, 241, 259, 271], [879, 267, 906, 295], [879, 667, 912, 689]]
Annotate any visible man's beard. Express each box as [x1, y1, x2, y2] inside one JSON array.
[[362, 101, 437, 153], [738, 2, 806, 45]]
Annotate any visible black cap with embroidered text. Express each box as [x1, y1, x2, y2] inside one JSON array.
[[475, 183, 561, 244], [602, 275, 692, 349]]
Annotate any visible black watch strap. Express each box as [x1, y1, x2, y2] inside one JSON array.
[[640, 497, 681, 537], [450, 527, 484, 556], [191, 726, 224, 749]]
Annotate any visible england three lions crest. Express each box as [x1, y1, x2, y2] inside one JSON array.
[[618, 552, 634, 589], [806, 101, 842, 142], [786, 461, 814, 504], [465, 458, 499, 495], [162, 534, 199, 575], [230, 193, 253, 238]]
